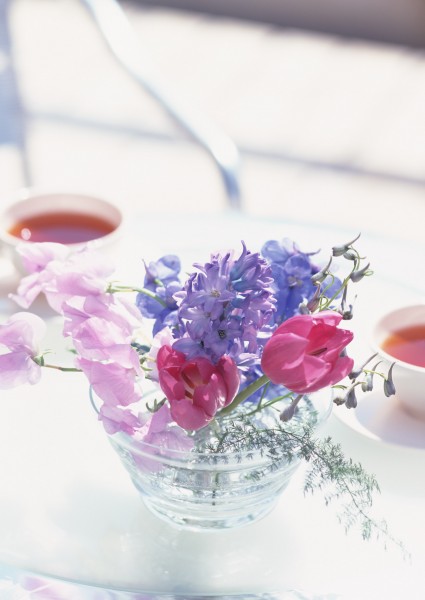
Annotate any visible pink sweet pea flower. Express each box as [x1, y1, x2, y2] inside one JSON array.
[[138, 403, 194, 451], [18, 242, 70, 273], [132, 403, 194, 471], [11, 243, 114, 312], [77, 354, 144, 408], [98, 404, 142, 436], [157, 345, 239, 430], [62, 293, 144, 361], [0, 312, 46, 388], [261, 311, 354, 394]]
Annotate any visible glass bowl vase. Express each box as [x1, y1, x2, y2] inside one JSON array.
[[100, 390, 332, 532]]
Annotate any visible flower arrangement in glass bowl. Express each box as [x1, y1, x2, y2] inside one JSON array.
[[0, 234, 397, 540]]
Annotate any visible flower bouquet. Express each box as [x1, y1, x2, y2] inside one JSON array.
[[0, 234, 396, 537]]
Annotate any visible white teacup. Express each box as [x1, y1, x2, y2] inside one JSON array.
[[372, 304, 425, 420], [0, 189, 123, 286]]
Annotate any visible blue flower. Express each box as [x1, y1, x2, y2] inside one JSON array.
[[136, 255, 183, 334], [262, 239, 320, 324]]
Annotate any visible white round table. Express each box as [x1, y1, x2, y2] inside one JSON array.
[[0, 212, 424, 599]]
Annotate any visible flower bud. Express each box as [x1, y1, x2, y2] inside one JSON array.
[[332, 234, 361, 257], [306, 286, 321, 312], [307, 297, 321, 313], [343, 250, 357, 261], [338, 286, 354, 320], [348, 352, 378, 381], [361, 373, 373, 392], [298, 301, 310, 315], [311, 256, 332, 284], [280, 404, 297, 422], [384, 379, 396, 397], [383, 363, 396, 397], [342, 305, 354, 320], [350, 263, 371, 283], [348, 367, 361, 380], [344, 386, 357, 409], [280, 395, 302, 422]]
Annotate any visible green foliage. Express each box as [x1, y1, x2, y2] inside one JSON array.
[[204, 415, 406, 555]]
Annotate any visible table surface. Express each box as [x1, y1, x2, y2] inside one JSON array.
[[0, 212, 424, 599]]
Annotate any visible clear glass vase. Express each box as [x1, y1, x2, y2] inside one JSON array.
[[105, 391, 332, 531]]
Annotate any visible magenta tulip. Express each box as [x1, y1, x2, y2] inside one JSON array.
[[261, 311, 354, 394], [157, 346, 239, 430]]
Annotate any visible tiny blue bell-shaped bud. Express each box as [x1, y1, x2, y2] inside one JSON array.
[[342, 304, 354, 320], [343, 250, 357, 261], [298, 301, 310, 315], [311, 271, 327, 285], [348, 367, 362, 380], [332, 233, 361, 257], [350, 263, 371, 283], [338, 286, 354, 320], [307, 286, 321, 312], [348, 352, 378, 381], [361, 373, 374, 392], [280, 404, 297, 422], [311, 256, 332, 284], [345, 386, 358, 409], [383, 363, 396, 397], [307, 297, 321, 312], [280, 395, 302, 422], [384, 379, 396, 397]]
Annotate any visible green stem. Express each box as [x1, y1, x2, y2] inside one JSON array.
[[242, 393, 292, 418], [220, 374, 270, 416], [319, 270, 354, 310], [107, 284, 167, 308], [42, 363, 81, 372]]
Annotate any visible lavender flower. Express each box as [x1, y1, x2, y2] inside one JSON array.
[[173, 242, 275, 365]]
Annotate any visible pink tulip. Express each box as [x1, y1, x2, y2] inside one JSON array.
[[157, 345, 239, 430], [261, 311, 354, 394], [0, 312, 46, 388]]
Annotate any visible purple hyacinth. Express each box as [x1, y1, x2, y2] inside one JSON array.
[[173, 242, 275, 365], [136, 255, 183, 335]]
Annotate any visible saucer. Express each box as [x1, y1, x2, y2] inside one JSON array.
[[333, 388, 425, 450]]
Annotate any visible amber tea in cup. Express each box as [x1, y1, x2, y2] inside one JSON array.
[[8, 211, 116, 245], [0, 190, 123, 284], [381, 324, 425, 369]]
